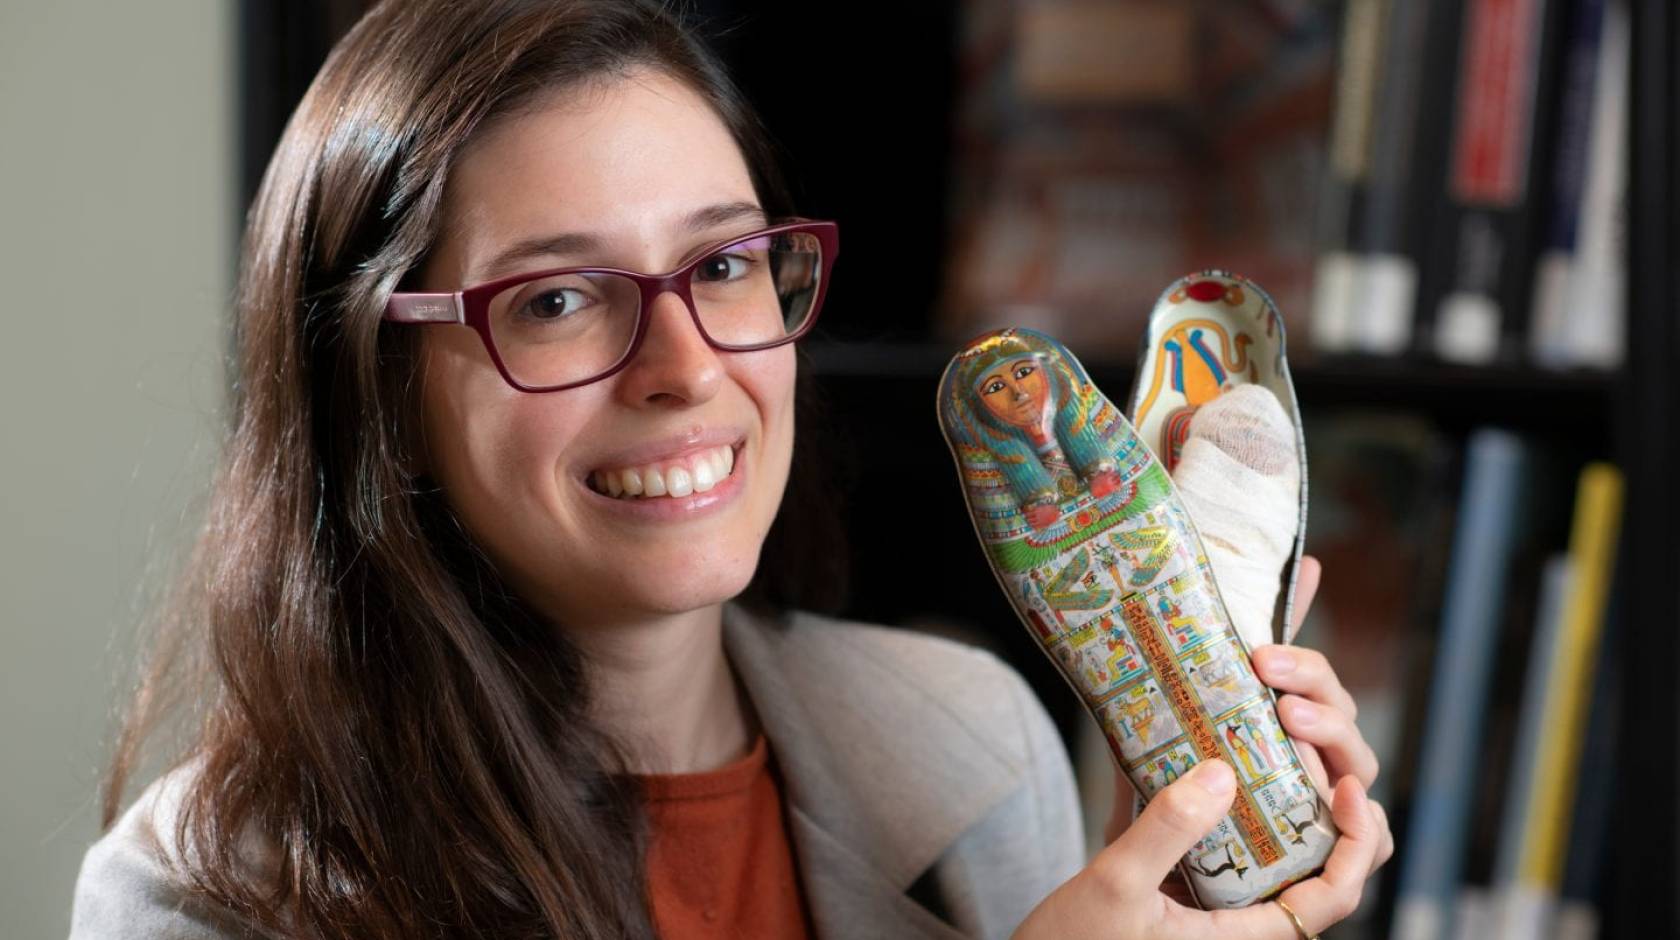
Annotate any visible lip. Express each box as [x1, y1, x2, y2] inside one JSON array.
[[580, 426, 746, 476]]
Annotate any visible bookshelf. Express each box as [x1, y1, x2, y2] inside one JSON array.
[[238, 0, 1677, 936], [1612, 0, 1677, 933], [808, 342, 1616, 437]]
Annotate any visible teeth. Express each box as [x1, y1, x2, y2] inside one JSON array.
[[667, 466, 693, 497], [643, 467, 668, 498], [591, 444, 739, 501], [692, 458, 716, 493]]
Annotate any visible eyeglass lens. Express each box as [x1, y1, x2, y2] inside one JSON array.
[[485, 229, 823, 388]]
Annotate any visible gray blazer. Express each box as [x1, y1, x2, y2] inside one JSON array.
[[69, 604, 1087, 938]]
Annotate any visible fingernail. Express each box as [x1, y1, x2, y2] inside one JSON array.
[[1266, 649, 1296, 675], [1197, 759, 1234, 794]]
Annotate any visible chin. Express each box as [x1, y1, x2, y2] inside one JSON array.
[[625, 550, 761, 616]]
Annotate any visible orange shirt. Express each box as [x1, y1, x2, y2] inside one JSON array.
[[637, 733, 814, 939]]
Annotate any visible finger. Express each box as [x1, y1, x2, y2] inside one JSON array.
[[1272, 775, 1380, 935], [1251, 645, 1359, 723], [1159, 774, 1380, 940], [1290, 555, 1322, 630], [1369, 798, 1395, 870], [1105, 767, 1139, 844], [1097, 759, 1237, 897], [1276, 694, 1380, 790], [1159, 899, 1308, 940], [1294, 737, 1330, 796]]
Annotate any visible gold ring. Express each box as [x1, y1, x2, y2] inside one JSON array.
[[1275, 899, 1318, 940]]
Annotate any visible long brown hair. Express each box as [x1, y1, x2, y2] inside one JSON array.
[[100, 1, 842, 936]]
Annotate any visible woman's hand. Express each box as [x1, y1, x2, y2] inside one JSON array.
[[1013, 760, 1384, 939], [1248, 558, 1383, 802]]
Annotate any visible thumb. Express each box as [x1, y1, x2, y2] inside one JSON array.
[[1096, 759, 1236, 897]]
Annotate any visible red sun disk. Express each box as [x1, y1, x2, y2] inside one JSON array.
[[1186, 280, 1227, 303]]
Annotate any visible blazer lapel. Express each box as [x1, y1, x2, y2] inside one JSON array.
[[722, 604, 1026, 939]]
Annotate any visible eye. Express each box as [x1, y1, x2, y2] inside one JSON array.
[[983, 379, 1005, 395], [518, 287, 594, 322], [1013, 363, 1036, 380], [694, 252, 753, 283]]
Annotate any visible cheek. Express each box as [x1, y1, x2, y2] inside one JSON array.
[[741, 349, 798, 485], [419, 333, 587, 541]]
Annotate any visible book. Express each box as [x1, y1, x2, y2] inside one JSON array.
[[1308, 0, 1387, 354], [1390, 429, 1538, 940], [1487, 554, 1570, 939], [1538, 0, 1628, 368], [1422, 0, 1571, 364], [1491, 554, 1571, 882], [1464, 462, 1621, 940], [1528, 0, 1609, 366], [1551, 568, 1622, 940], [1521, 463, 1623, 886], [1346, 0, 1447, 354], [1458, 506, 1571, 892]]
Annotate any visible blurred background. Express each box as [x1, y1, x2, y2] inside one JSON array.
[[4, 1, 1674, 938]]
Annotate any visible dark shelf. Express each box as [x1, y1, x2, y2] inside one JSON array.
[[806, 339, 1615, 436]]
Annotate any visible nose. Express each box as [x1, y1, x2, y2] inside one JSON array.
[[614, 288, 723, 407]]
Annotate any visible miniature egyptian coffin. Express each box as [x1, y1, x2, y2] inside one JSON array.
[[935, 327, 1335, 909]]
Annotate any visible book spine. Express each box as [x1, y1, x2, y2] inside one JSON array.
[[1391, 430, 1532, 940], [1310, 0, 1387, 353], [1556, 564, 1621, 916], [1491, 554, 1574, 887], [1350, 0, 1435, 354], [1426, 0, 1567, 364], [1559, 0, 1629, 368], [1522, 463, 1624, 886], [1530, 0, 1609, 365]]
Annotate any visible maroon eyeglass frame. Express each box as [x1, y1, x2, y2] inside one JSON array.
[[383, 218, 840, 392]]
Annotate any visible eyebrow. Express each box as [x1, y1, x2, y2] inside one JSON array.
[[474, 201, 769, 282]]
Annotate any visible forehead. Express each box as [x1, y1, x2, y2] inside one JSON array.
[[440, 68, 758, 257]]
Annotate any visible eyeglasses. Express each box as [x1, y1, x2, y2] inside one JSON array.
[[384, 219, 839, 392]]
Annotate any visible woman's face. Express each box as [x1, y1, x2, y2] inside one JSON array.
[[415, 68, 796, 632]]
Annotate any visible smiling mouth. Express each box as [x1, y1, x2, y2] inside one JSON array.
[[587, 443, 740, 500]]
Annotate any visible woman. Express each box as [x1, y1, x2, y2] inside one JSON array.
[[70, 2, 1390, 937]]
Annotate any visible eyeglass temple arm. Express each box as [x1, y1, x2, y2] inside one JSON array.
[[384, 292, 465, 324]]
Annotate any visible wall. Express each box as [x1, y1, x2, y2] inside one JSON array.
[[0, 3, 233, 935]]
